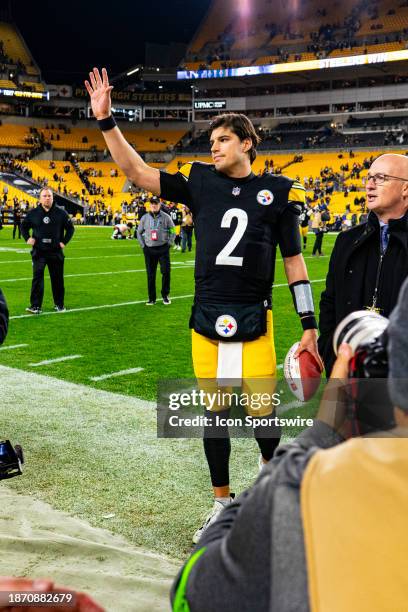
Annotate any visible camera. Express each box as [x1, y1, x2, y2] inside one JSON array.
[[333, 311, 393, 435], [0, 440, 24, 480]]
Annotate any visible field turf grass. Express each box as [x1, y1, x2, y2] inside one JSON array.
[[0, 225, 335, 559]]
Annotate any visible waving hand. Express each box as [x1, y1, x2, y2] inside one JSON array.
[[84, 67, 113, 120]]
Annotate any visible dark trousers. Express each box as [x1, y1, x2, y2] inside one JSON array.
[[143, 244, 170, 302], [203, 408, 280, 486], [30, 251, 65, 308], [13, 222, 21, 239], [181, 227, 193, 252], [312, 231, 324, 255]]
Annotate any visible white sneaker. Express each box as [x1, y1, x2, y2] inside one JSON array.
[[192, 495, 234, 544], [54, 306, 66, 313], [258, 454, 267, 473]]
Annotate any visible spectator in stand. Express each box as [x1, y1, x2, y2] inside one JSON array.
[[181, 206, 194, 252], [311, 207, 325, 256]]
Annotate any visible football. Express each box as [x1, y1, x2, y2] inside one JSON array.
[[284, 342, 322, 402]]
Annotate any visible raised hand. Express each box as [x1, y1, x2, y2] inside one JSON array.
[[84, 68, 113, 120]]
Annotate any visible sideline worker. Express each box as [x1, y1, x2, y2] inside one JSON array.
[[137, 198, 175, 305], [21, 187, 74, 314]]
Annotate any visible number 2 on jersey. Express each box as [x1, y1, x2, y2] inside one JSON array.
[[215, 208, 248, 267]]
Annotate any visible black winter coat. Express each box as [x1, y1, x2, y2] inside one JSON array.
[[21, 204, 74, 253], [318, 212, 408, 375], [0, 288, 9, 345]]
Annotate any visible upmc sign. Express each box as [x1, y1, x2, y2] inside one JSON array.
[[193, 100, 227, 110]]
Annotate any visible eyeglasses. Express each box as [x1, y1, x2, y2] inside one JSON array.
[[366, 173, 408, 185]]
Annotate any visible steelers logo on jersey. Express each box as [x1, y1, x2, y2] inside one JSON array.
[[43, 217, 50, 224], [256, 190, 274, 206], [215, 315, 237, 338]]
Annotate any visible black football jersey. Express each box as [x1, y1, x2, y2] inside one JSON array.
[[168, 207, 183, 225], [299, 202, 312, 228], [160, 162, 305, 304]]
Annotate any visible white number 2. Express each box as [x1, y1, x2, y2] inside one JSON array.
[[215, 208, 248, 267]]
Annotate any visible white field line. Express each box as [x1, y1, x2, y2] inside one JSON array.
[[277, 363, 283, 370], [277, 399, 304, 415], [0, 364, 155, 409], [0, 259, 326, 283], [0, 253, 328, 268], [0, 365, 297, 445], [0, 244, 140, 253], [0, 343, 28, 351], [0, 262, 195, 283], [10, 294, 195, 320], [29, 355, 82, 367], [10, 279, 326, 321], [90, 367, 144, 382], [65, 245, 139, 251], [0, 247, 28, 254], [0, 253, 145, 265]]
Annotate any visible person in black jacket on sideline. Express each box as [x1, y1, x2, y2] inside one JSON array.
[[0, 288, 8, 345], [21, 188, 74, 314], [318, 154, 408, 375]]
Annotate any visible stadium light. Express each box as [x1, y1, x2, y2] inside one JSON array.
[[126, 67, 140, 76]]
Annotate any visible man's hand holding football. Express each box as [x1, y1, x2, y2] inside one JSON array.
[[295, 328, 324, 372]]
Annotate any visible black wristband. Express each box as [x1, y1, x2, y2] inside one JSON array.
[[97, 115, 116, 131], [300, 315, 318, 331]]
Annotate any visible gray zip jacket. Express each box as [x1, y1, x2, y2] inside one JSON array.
[[137, 210, 175, 248], [171, 421, 343, 612]]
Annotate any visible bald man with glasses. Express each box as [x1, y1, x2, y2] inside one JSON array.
[[318, 153, 408, 375]]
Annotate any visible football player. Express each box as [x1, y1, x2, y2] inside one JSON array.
[[299, 201, 313, 249], [85, 68, 322, 543]]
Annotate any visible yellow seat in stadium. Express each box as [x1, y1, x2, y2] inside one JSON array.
[[0, 180, 37, 206], [37, 127, 186, 152], [0, 124, 33, 148], [0, 80, 17, 89]]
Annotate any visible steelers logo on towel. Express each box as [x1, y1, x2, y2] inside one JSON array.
[[43, 217, 50, 224], [256, 190, 274, 206], [215, 315, 237, 338]]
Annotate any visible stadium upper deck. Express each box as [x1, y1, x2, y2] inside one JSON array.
[[0, 21, 44, 92], [181, 0, 408, 73]]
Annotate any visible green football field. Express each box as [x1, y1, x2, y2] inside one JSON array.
[[0, 225, 335, 559]]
